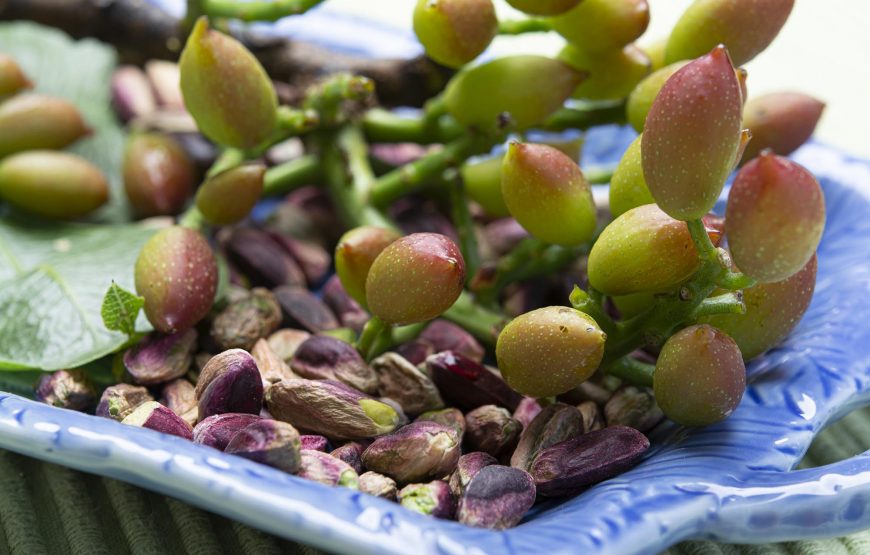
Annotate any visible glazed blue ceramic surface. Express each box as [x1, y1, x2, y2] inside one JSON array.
[[3, 5, 870, 555]]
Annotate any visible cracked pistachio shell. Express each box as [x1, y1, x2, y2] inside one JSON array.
[[211, 288, 282, 351], [445, 55, 584, 131], [741, 93, 825, 163], [496, 306, 606, 398], [123, 133, 195, 217], [399, 481, 456, 519], [0, 151, 108, 219], [196, 164, 265, 225], [0, 94, 90, 157], [626, 61, 688, 132], [642, 46, 743, 220], [362, 421, 461, 483], [36, 370, 96, 411], [179, 17, 277, 148], [464, 405, 522, 459], [413, 0, 497, 69], [335, 226, 401, 308], [588, 204, 699, 295], [608, 135, 653, 218], [457, 465, 536, 529], [460, 154, 510, 218], [501, 142, 595, 247], [726, 153, 825, 283], [372, 352, 444, 415], [97, 384, 154, 421], [557, 43, 651, 101], [665, 0, 794, 66], [551, 0, 649, 53], [654, 324, 745, 426], [604, 385, 663, 433], [122, 401, 194, 440], [366, 233, 465, 326], [134, 226, 218, 333], [507, 0, 580, 16], [700, 255, 816, 360], [0, 54, 32, 97]]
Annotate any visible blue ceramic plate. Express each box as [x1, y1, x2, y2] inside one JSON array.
[[4, 6, 870, 555]]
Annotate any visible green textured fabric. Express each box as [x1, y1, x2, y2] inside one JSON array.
[[2, 409, 870, 555]]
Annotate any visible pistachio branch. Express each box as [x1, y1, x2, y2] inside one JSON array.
[[497, 18, 550, 35], [442, 290, 506, 347], [262, 155, 321, 196], [448, 177, 482, 285], [607, 356, 654, 388], [543, 102, 627, 131], [203, 0, 325, 22]]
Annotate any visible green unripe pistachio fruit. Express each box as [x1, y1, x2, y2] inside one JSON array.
[[700, 255, 816, 361], [642, 46, 743, 221], [444, 55, 584, 131], [625, 61, 687, 133], [654, 324, 746, 426], [666, 0, 794, 66], [460, 154, 510, 217], [725, 152, 825, 283], [179, 17, 277, 149], [550, 0, 650, 54], [0, 151, 108, 219], [612, 291, 655, 319], [195, 164, 265, 225], [0, 54, 32, 98], [608, 135, 653, 218], [501, 142, 595, 247], [587, 204, 698, 296], [413, 0, 497, 69], [506, 0, 580, 16], [640, 37, 668, 71], [741, 93, 825, 163], [335, 226, 401, 308], [496, 306, 606, 398], [0, 94, 90, 157], [558, 44, 651, 102], [365, 233, 465, 326], [134, 226, 218, 333], [123, 133, 195, 218]]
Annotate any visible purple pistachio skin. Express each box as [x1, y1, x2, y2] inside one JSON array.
[[36, 370, 96, 411], [395, 339, 436, 365], [297, 450, 360, 488], [426, 351, 523, 412], [604, 386, 664, 433], [96, 384, 153, 421], [398, 481, 456, 520], [225, 419, 302, 473], [530, 425, 650, 497], [371, 352, 444, 416], [358, 472, 398, 500], [122, 401, 193, 440], [420, 320, 485, 363], [415, 408, 466, 440], [193, 413, 262, 450], [195, 349, 264, 420], [458, 465, 536, 529], [300, 435, 331, 452], [322, 275, 369, 332], [362, 421, 461, 484], [464, 405, 523, 460], [123, 328, 197, 385], [512, 397, 543, 429], [291, 335, 377, 394], [510, 402, 584, 471], [273, 285, 339, 333], [222, 227, 305, 288], [268, 233, 331, 286], [330, 441, 368, 474], [160, 379, 198, 426], [448, 452, 498, 497]]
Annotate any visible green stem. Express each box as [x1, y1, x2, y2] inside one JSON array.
[[544, 102, 627, 132], [178, 206, 206, 231], [498, 18, 551, 35], [449, 178, 481, 285], [570, 285, 618, 337], [369, 322, 428, 359], [262, 155, 321, 196], [362, 109, 464, 144], [442, 290, 506, 348], [276, 107, 320, 135], [584, 165, 617, 184], [608, 356, 654, 388], [691, 291, 746, 318], [304, 74, 375, 127], [356, 316, 389, 361], [183, 0, 205, 32], [718, 270, 756, 291], [203, 0, 325, 21], [207, 149, 247, 178]]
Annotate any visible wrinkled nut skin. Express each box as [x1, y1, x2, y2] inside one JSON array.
[[665, 0, 794, 66], [123, 133, 195, 217], [135, 226, 218, 333], [265, 379, 400, 440], [587, 204, 699, 295], [36, 370, 96, 411], [196, 164, 265, 225], [358, 471, 398, 500], [464, 405, 523, 460], [741, 93, 825, 163], [0, 151, 108, 219], [609, 135, 654, 218], [297, 450, 360, 489], [412, 0, 497, 69], [0, 94, 90, 157], [654, 324, 746, 426], [626, 62, 688, 133], [335, 226, 401, 309], [271, 234, 331, 287], [426, 351, 523, 412], [330, 441, 367, 474], [444, 55, 584, 131], [512, 397, 543, 430], [267, 329, 311, 362], [507, 0, 580, 16], [511, 402, 583, 471], [460, 155, 510, 218], [160, 379, 198, 427], [322, 275, 369, 332], [211, 288, 282, 351], [501, 142, 596, 247], [642, 46, 743, 221], [251, 338, 296, 384], [179, 18, 277, 148], [604, 386, 664, 433], [300, 435, 330, 452], [291, 335, 378, 394], [273, 286, 340, 333], [496, 307, 606, 398], [398, 481, 456, 520], [225, 419, 302, 473], [701, 255, 817, 360], [458, 465, 536, 530], [366, 233, 465, 326], [448, 452, 498, 497], [726, 153, 825, 283], [362, 421, 461, 484], [551, 0, 650, 53], [223, 228, 305, 289], [558, 44, 651, 102], [97, 384, 154, 421], [194, 349, 265, 420], [372, 352, 444, 415], [577, 401, 605, 433], [121, 401, 194, 440], [415, 408, 467, 441], [0, 54, 32, 97], [193, 413, 262, 450], [530, 425, 649, 496], [123, 328, 198, 386]]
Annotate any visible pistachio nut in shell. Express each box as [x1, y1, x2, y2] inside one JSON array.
[[371, 352, 444, 415], [362, 421, 461, 484], [291, 335, 378, 394], [123, 132, 195, 217], [194, 349, 264, 419], [358, 471, 398, 500], [96, 384, 154, 421], [193, 413, 262, 450], [464, 405, 522, 459], [211, 288, 282, 351], [196, 164, 265, 225], [412, 0, 497, 69], [448, 451, 497, 497], [36, 370, 96, 411], [398, 481, 456, 519], [123, 328, 198, 386], [0, 94, 90, 157], [298, 450, 360, 488]]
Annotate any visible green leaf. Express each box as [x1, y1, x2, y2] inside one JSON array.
[[101, 282, 145, 337], [0, 214, 158, 371], [0, 22, 131, 223]]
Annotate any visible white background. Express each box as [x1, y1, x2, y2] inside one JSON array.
[[326, 0, 870, 158]]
